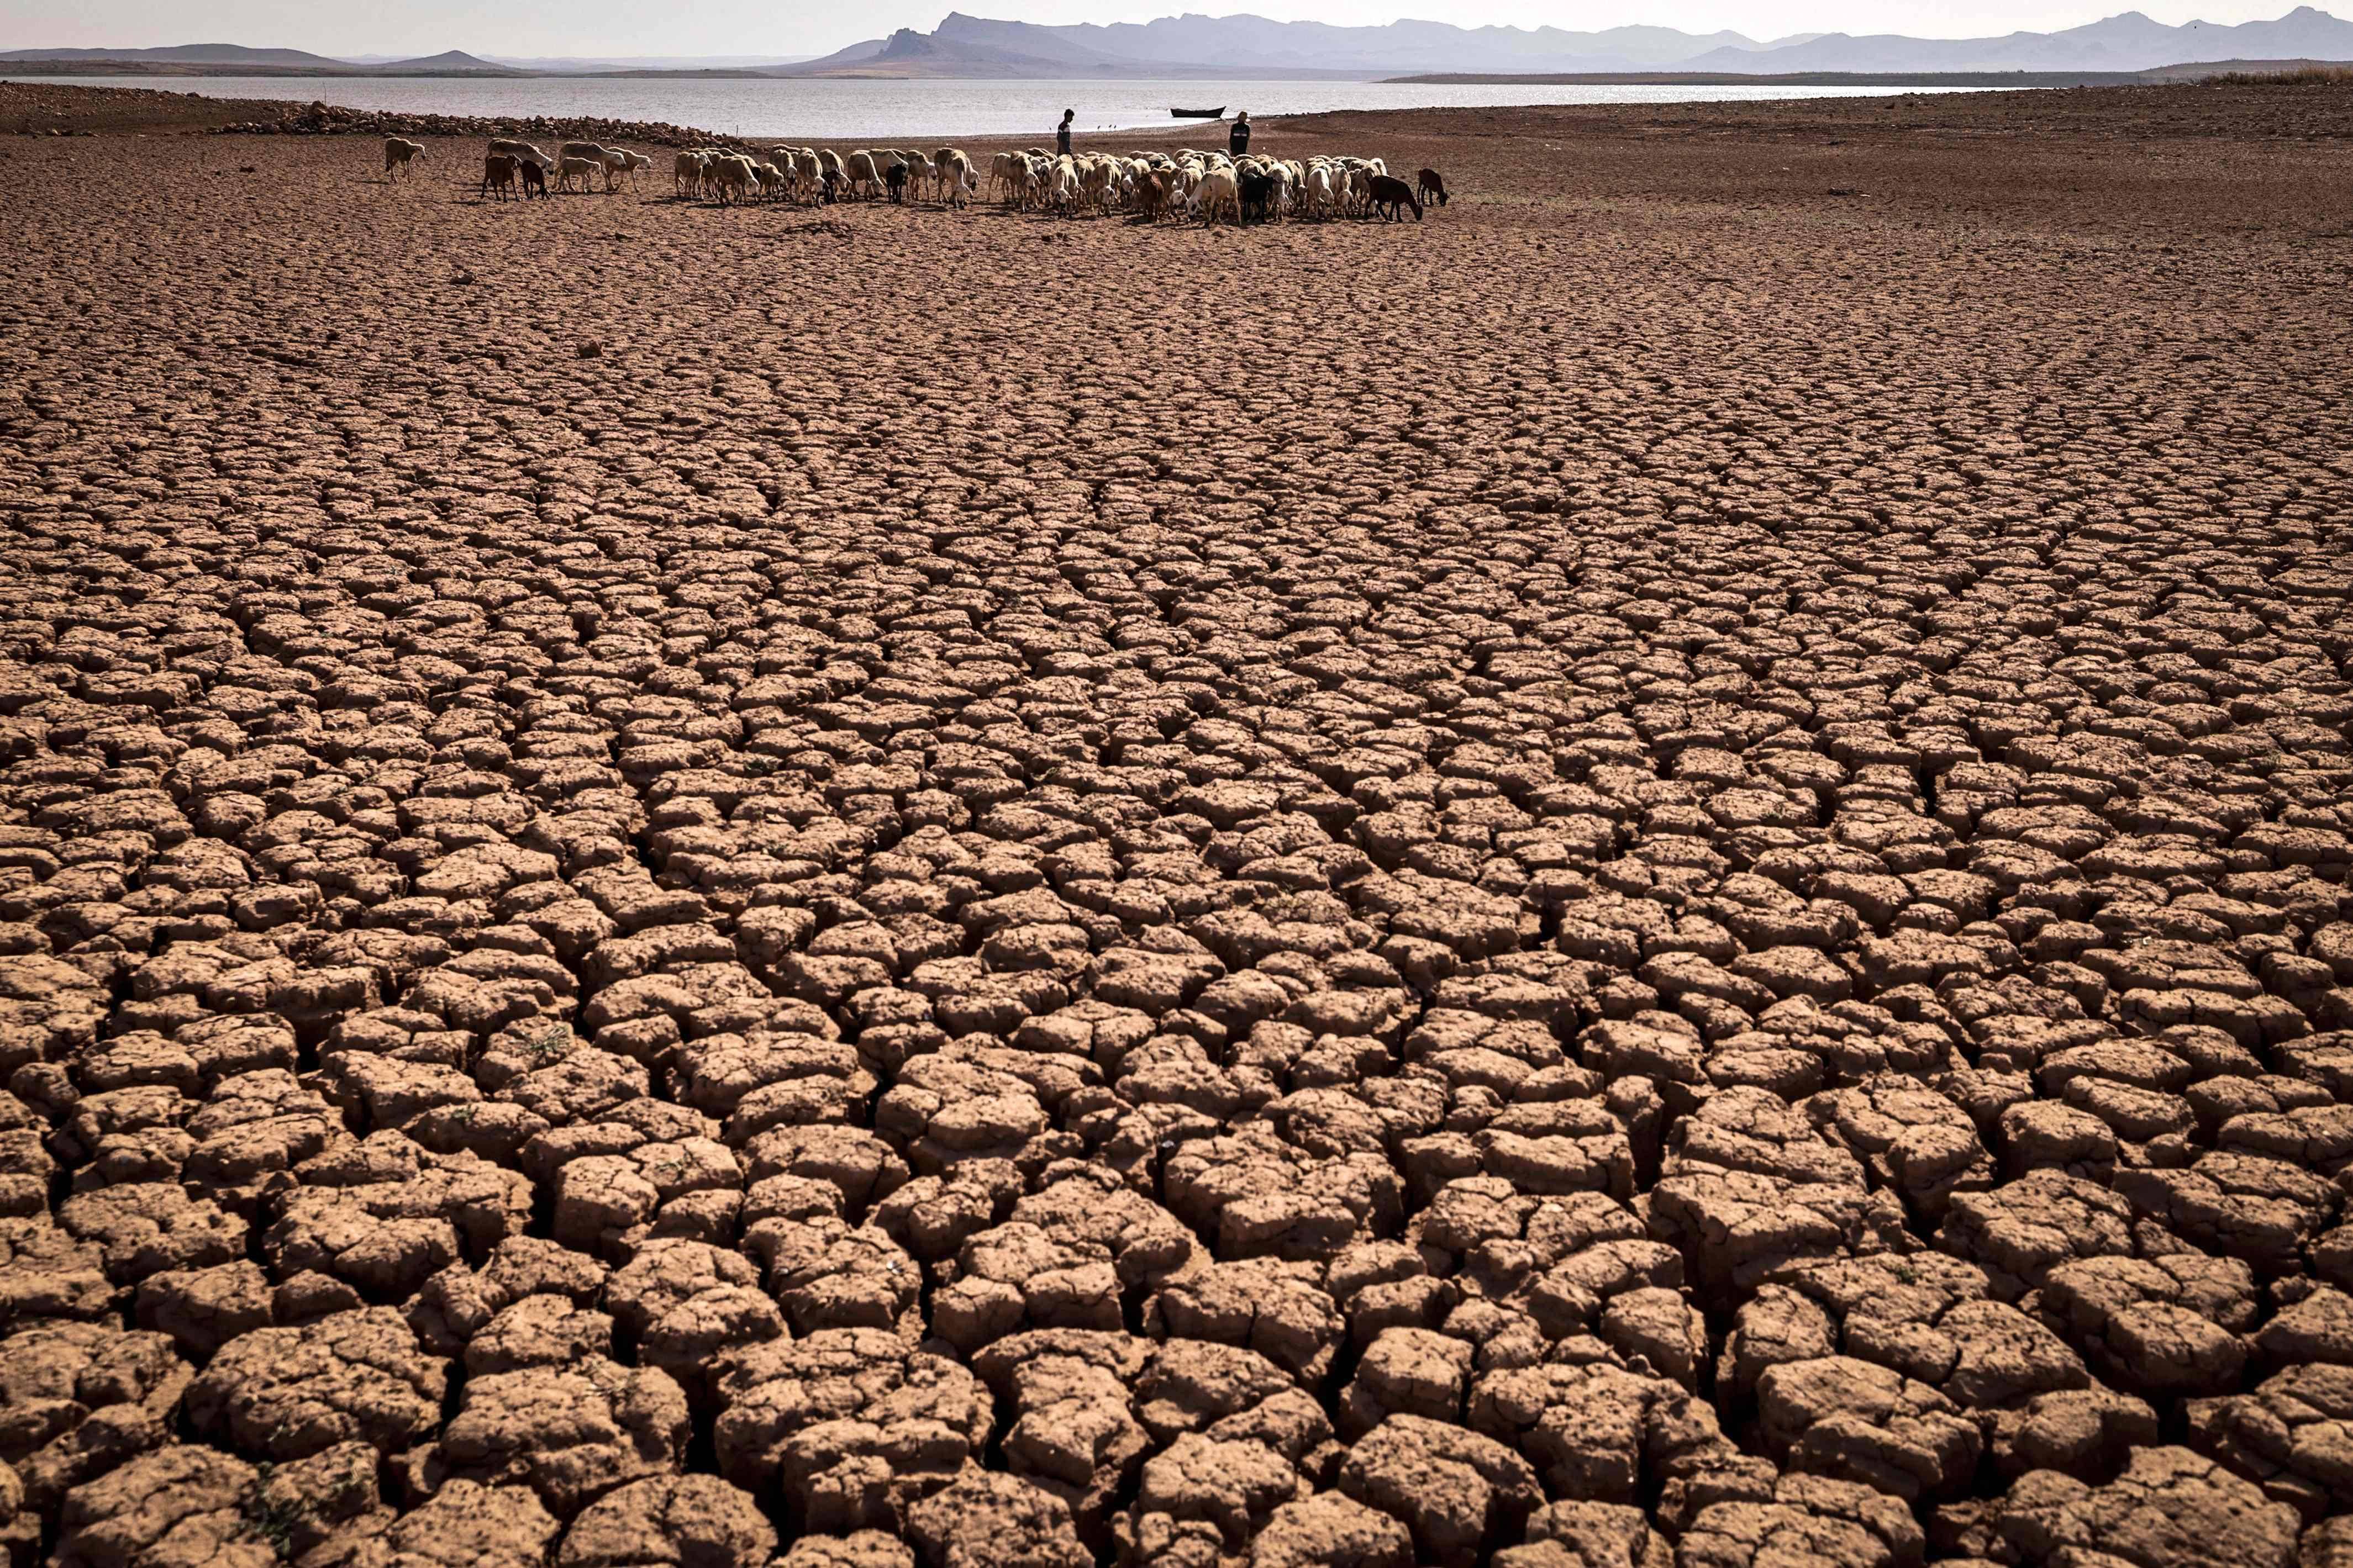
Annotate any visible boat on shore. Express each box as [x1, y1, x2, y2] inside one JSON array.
[[1168, 105, 1225, 119]]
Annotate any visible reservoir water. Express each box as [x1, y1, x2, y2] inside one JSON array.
[[22, 73, 2001, 141]]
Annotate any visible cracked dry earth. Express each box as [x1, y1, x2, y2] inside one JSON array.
[[2, 85, 2352, 1568]]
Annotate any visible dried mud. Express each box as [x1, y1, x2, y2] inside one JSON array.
[[1, 81, 2351, 1568]]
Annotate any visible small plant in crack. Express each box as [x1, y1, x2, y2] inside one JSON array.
[[243, 1464, 301, 1562]]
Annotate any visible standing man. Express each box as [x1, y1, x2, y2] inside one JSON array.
[[1229, 109, 1250, 159], [1057, 109, 1074, 156]]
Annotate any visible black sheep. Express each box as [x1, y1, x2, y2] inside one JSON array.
[[1367, 173, 1422, 222], [1238, 168, 1278, 225]]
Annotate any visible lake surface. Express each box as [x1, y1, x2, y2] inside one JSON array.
[[25, 74, 2001, 141]]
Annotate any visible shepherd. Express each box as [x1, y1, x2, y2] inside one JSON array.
[[1229, 109, 1250, 160], [1057, 108, 1075, 157]]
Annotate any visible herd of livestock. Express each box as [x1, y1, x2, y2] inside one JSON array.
[[415, 134, 1448, 224]]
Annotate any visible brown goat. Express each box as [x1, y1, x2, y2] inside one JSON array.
[[1416, 167, 1449, 208]]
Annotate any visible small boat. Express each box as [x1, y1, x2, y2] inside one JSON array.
[[1168, 106, 1226, 120]]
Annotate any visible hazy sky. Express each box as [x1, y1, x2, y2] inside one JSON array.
[[0, 0, 2315, 60]]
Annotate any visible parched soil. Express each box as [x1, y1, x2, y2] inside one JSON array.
[[1, 80, 2351, 1568]]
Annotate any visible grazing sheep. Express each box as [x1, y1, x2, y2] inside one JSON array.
[[1131, 167, 1171, 222], [1238, 167, 1278, 225], [768, 145, 810, 202], [1416, 167, 1449, 208], [1367, 172, 1422, 221], [1048, 154, 1082, 216], [556, 140, 627, 191], [1193, 166, 1239, 226], [706, 154, 753, 207], [557, 156, 601, 194], [892, 150, 928, 203], [382, 136, 425, 178], [843, 151, 885, 201], [1302, 162, 1337, 219], [619, 131, 1410, 229], [934, 149, 976, 208], [518, 160, 549, 200], [1017, 154, 1050, 212], [481, 152, 517, 201], [489, 139, 555, 176], [1078, 155, 1116, 214]]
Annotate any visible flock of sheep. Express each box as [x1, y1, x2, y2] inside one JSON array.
[[462, 138, 657, 199], [429, 133, 1444, 224], [674, 143, 1437, 223], [673, 144, 983, 209]]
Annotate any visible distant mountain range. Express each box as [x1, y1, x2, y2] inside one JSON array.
[[1676, 6, 2353, 71], [7, 9, 2352, 80], [775, 13, 1825, 77], [0, 43, 524, 75]]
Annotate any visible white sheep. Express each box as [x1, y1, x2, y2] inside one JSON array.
[[382, 136, 425, 178], [557, 155, 600, 194], [1192, 166, 1239, 226], [933, 148, 976, 208], [1303, 162, 1336, 218], [843, 150, 885, 201], [1049, 154, 1080, 215], [558, 141, 616, 191], [489, 139, 554, 172], [706, 154, 753, 206]]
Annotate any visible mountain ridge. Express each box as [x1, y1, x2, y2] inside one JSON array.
[[9, 11, 2352, 81], [773, 7, 2353, 78]]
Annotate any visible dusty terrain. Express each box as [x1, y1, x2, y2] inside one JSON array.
[[1, 80, 2351, 1568], [0, 80, 298, 136]]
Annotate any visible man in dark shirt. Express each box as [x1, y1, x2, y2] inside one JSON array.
[[1229, 110, 1250, 159], [1057, 109, 1074, 156]]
